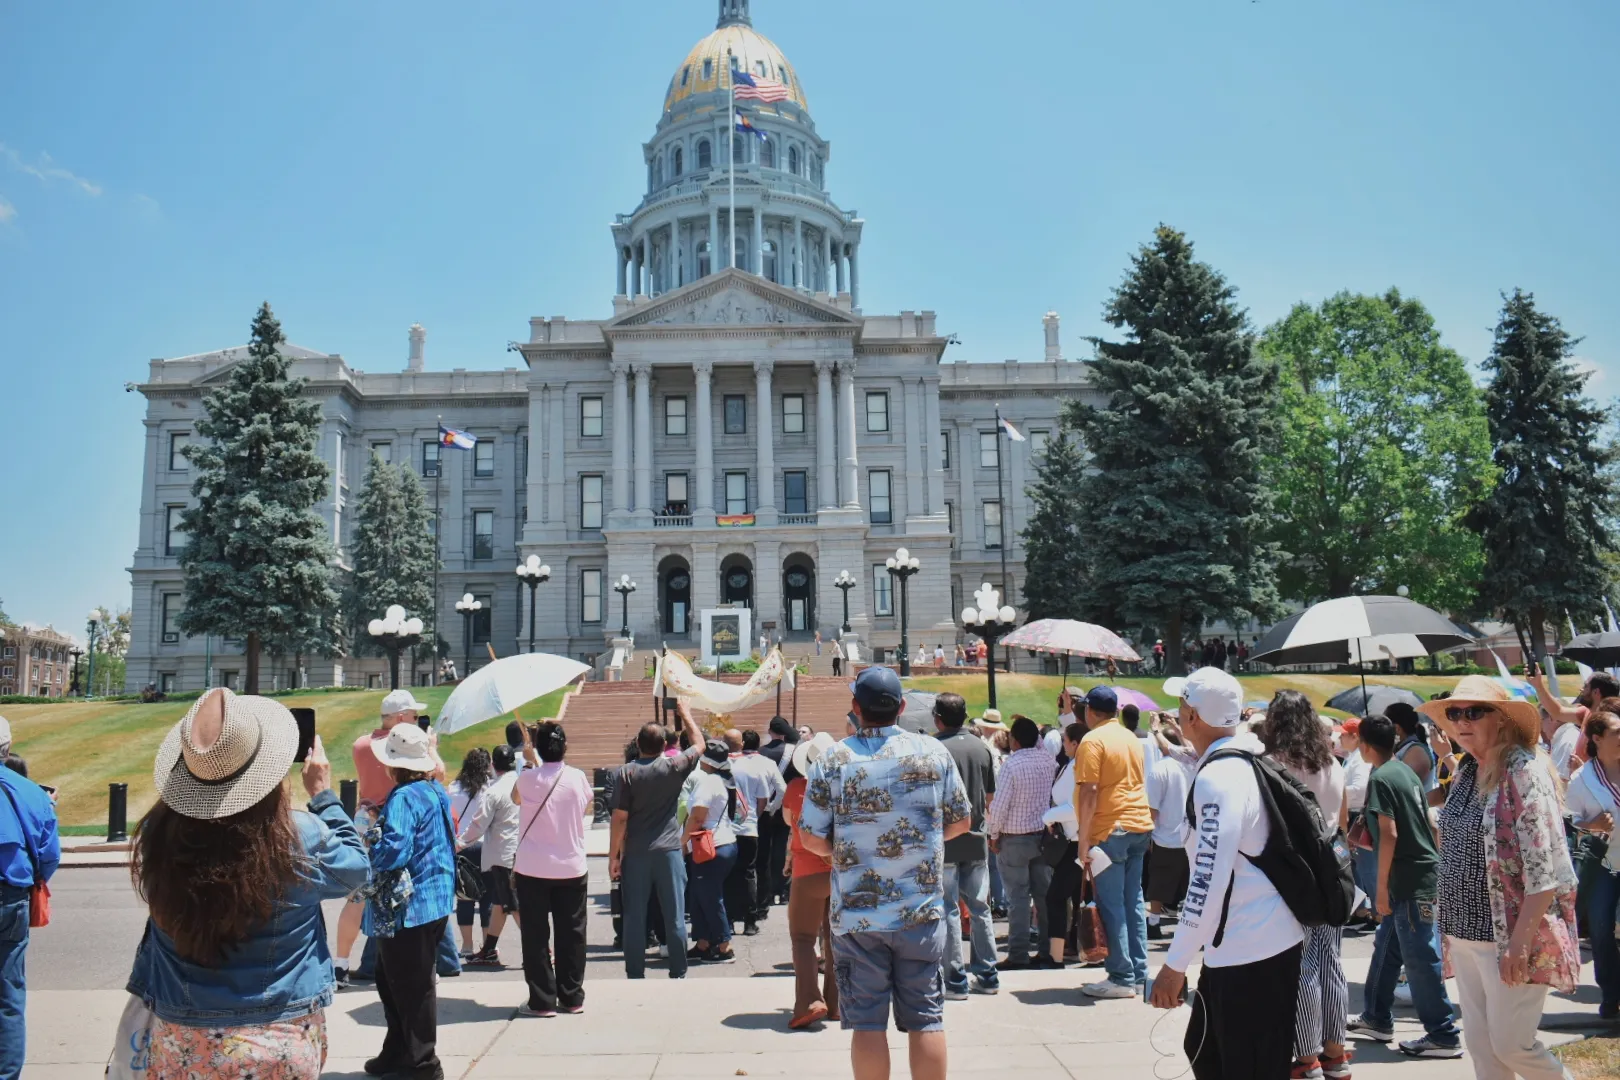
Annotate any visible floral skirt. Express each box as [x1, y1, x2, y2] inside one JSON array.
[[149, 1009, 327, 1080]]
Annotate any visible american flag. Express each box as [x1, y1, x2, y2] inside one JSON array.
[[733, 69, 790, 103]]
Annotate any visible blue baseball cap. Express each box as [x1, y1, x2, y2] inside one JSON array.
[[849, 666, 904, 712], [1085, 685, 1118, 716]]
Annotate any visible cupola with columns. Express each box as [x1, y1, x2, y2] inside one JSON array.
[[612, 0, 863, 307]]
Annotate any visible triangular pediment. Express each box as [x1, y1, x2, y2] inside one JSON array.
[[610, 269, 858, 329]]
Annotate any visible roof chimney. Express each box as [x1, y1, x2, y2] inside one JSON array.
[[407, 324, 425, 373], [1043, 311, 1062, 362]]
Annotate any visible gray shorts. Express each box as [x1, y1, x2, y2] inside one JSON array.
[[831, 920, 947, 1032]]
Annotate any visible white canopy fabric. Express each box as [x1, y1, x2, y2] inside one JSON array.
[[435, 653, 591, 735], [655, 647, 794, 716]]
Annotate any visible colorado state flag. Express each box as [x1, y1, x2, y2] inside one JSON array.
[[439, 424, 476, 450]]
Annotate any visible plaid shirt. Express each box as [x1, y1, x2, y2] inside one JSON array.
[[987, 747, 1055, 838], [365, 779, 456, 934]]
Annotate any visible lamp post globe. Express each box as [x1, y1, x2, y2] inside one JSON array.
[[369, 607, 425, 690], [961, 583, 1018, 709], [612, 574, 638, 638], [515, 555, 552, 654], [886, 548, 921, 677], [833, 570, 857, 634], [454, 593, 482, 680]]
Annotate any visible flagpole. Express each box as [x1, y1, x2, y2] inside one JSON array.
[[994, 403, 1012, 675], [728, 51, 736, 270], [432, 415, 442, 687]]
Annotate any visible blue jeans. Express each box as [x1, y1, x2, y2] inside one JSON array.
[[995, 834, 1051, 963], [1362, 896, 1460, 1044], [1588, 866, 1620, 1010], [1094, 830, 1151, 988], [622, 848, 689, 978], [942, 859, 998, 992], [0, 886, 29, 1080], [1352, 839, 1378, 909], [689, 842, 738, 947], [988, 850, 1008, 909], [357, 919, 462, 979]]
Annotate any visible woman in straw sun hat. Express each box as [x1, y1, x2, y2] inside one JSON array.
[[364, 721, 457, 1079], [126, 687, 369, 1079], [1420, 676, 1580, 1080]]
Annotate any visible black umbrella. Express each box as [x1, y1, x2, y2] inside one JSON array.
[[1251, 594, 1475, 695], [1325, 684, 1424, 718], [1561, 632, 1620, 667]]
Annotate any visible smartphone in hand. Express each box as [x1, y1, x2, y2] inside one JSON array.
[[291, 708, 317, 763], [418, 715, 432, 732]]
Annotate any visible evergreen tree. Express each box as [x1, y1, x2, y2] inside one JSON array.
[[1064, 225, 1282, 673], [347, 453, 438, 658], [1469, 289, 1618, 655], [176, 302, 339, 692], [1020, 432, 1090, 620]]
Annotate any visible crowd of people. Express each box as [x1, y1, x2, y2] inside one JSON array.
[[6, 653, 1620, 1080]]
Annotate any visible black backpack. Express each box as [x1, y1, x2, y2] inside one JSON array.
[[1185, 748, 1356, 932]]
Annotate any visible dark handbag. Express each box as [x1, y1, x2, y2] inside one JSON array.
[[0, 781, 50, 927], [1039, 826, 1071, 868], [454, 850, 486, 903], [1347, 816, 1373, 852], [1074, 865, 1108, 964]]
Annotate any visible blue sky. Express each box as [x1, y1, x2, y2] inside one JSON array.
[[2, 0, 1616, 635]]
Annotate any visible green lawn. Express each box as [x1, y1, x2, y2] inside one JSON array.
[[4, 685, 568, 828]]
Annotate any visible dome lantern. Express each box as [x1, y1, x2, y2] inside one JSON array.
[[717, 0, 751, 28]]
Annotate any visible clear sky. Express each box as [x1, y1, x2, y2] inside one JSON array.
[[2, 0, 1616, 636]]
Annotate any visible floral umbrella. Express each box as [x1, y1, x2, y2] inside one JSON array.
[[1000, 619, 1142, 663]]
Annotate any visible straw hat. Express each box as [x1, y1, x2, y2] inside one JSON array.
[[974, 708, 1008, 732], [153, 688, 299, 821], [371, 723, 437, 774], [1416, 674, 1541, 743], [791, 731, 838, 776]]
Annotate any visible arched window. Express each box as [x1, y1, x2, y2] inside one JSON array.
[[672, 146, 683, 177], [696, 139, 712, 170], [756, 60, 767, 77], [681, 66, 691, 87], [703, 58, 713, 80], [761, 138, 775, 168], [698, 239, 712, 278], [733, 133, 745, 164], [762, 240, 778, 283], [788, 146, 800, 175], [778, 66, 788, 83], [734, 233, 748, 272]]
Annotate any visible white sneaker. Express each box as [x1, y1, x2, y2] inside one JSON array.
[[1081, 979, 1137, 999]]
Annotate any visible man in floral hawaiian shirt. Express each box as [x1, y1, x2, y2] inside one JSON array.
[[800, 666, 971, 1080]]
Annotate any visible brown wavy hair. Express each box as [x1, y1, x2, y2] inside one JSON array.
[[131, 780, 305, 965]]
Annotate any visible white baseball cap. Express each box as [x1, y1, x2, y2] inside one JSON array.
[[1180, 667, 1244, 728], [381, 689, 429, 717], [1161, 676, 1187, 700]]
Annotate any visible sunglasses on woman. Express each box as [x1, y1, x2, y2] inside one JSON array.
[[1444, 704, 1496, 724]]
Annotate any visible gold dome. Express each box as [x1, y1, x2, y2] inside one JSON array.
[[664, 25, 808, 114]]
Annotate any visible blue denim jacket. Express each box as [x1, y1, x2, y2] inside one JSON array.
[[126, 790, 369, 1027]]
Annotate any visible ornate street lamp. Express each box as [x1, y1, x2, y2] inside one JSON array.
[[961, 582, 1019, 709], [885, 547, 921, 677], [515, 555, 552, 654], [67, 647, 83, 696], [454, 593, 483, 680], [833, 570, 857, 634], [368, 605, 425, 690], [613, 574, 638, 638], [85, 610, 100, 699]]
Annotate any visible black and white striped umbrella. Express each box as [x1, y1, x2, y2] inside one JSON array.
[[1250, 595, 1475, 668]]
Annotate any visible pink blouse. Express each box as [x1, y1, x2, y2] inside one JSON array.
[[513, 761, 592, 880]]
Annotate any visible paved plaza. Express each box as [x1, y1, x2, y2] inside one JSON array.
[[24, 863, 1610, 1079]]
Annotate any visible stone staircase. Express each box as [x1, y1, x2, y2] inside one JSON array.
[[560, 675, 855, 774]]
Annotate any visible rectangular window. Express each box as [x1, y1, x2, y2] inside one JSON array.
[[940, 430, 951, 470], [983, 501, 1003, 549], [866, 391, 890, 432], [869, 470, 892, 524], [422, 440, 441, 477], [370, 441, 392, 464], [873, 565, 894, 616], [335, 432, 346, 488], [159, 672, 176, 693], [724, 395, 746, 434], [783, 471, 807, 515], [472, 511, 494, 560], [161, 594, 181, 644], [665, 396, 688, 435], [945, 501, 956, 546], [725, 471, 749, 515], [580, 476, 603, 529], [980, 431, 999, 469], [1, 647, 11, 658], [475, 439, 494, 477], [581, 396, 604, 438], [473, 593, 492, 644], [665, 472, 689, 507], [165, 505, 187, 555], [522, 436, 529, 479], [1029, 428, 1050, 456], [782, 393, 805, 433], [169, 432, 190, 471], [581, 569, 603, 624]]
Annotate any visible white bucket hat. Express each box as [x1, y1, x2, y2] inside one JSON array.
[[791, 731, 838, 776], [153, 688, 299, 821], [371, 723, 437, 773]]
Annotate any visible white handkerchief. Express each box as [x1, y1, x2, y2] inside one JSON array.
[[1086, 845, 1113, 875]]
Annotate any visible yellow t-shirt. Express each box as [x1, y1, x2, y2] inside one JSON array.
[[1074, 719, 1154, 845]]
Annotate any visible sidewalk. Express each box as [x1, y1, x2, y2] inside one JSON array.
[[26, 954, 1602, 1079]]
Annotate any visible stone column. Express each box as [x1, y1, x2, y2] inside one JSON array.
[[546, 384, 566, 528], [924, 377, 945, 516], [616, 247, 627, 296], [834, 242, 844, 294], [630, 243, 642, 298], [815, 358, 838, 509], [837, 358, 860, 508], [611, 362, 631, 514], [849, 243, 860, 308], [524, 382, 546, 532], [751, 209, 763, 277], [903, 378, 924, 519], [754, 358, 777, 522], [823, 233, 834, 293], [708, 206, 720, 277], [633, 362, 653, 515], [793, 217, 804, 289], [694, 360, 716, 522]]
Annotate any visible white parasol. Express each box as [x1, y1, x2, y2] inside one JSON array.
[[434, 653, 591, 735]]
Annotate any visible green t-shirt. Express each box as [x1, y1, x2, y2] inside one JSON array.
[[1366, 758, 1439, 901]]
